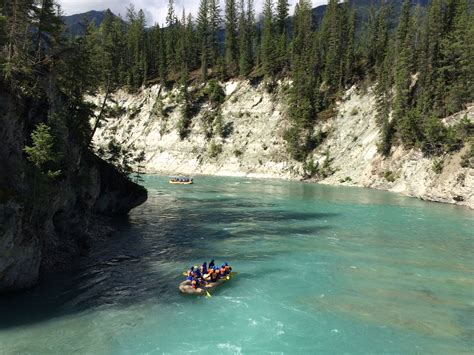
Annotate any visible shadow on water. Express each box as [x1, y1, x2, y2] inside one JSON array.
[[0, 191, 338, 330]]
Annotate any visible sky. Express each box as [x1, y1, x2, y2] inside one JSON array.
[[58, 0, 328, 26]]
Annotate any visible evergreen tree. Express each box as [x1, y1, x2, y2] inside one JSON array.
[[418, 0, 443, 116], [276, 0, 289, 35], [321, 0, 342, 91], [1, 1, 37, 80], [275, 0, 289, 73], [439, 0, 472, 115], [33, 0, 64, 60], [197, 0, 210, 81], [165, 0, 177, 73], [157, 24, 167, 82], [224, 0, 239, 76], [261, 0, 277, 77], [24, 123, 62, 178], [285, 0, 316, 161], [175, 10, 187, 79], [125, 6, 146, 89], [209, 0, 221, 67], [186, 13, 198, 72], [343, 7, 356, 85], [238, 0, 254, 77], [393, 0, 417, 147]]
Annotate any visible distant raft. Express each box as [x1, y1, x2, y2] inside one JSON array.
[[179, 272, 236, 295], [169, 176, 193, 185]]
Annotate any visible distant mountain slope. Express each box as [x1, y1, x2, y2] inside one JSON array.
[[312, 0, 430, 26], [63, 1, 429, 37], [62, 10, 110, 36]]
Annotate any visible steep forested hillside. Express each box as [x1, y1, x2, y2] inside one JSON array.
[[80, 0, 473, 167]]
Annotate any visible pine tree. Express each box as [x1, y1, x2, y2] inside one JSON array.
[[238, 0, 254, 77], [33, 0, 64, 60], [157, 24, 167, 82], [24, 123, 61, 178], [175, 10, 187, 79], [275, 0, 289, 73], [209, 0, 221, 67], [186, 13, 198, 71], [321, 0, 342, 91], [276, 0, 289, 35], [165, 0, 177, 74], [343, 7, 356, 85], [439, 0, 472, 115], [111, 15, 127, 86], [197, 0, 209, 81], [224, 0, 239, 76], [418, 0, 443, 116], [2, 0, 35, 79], [125, 6, 147, 89], [261, 0, 276, 77], [393, 0, 418, 147], [285, 0, 316, 161]]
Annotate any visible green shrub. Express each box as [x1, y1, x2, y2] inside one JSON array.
[[208, 142, 223, 158], [177, 113, 192, 140], [283, 126, 306, 162], [455, 115, 474, 140], [107, 104, 126, 118], [460, 143, 473, 168], [421, 116, 462, 156], [177, 84, 193, 140], [205, 80, 225, 106], [383, 170, 396, 182], [432, 158, 444, 174], [213, 112, 224, 137], [377, 119, 395, 157], [24, 123, 62, 179], [321, 149, 334, 178], [128, 105, 141, 119], [234, 149, 243, 157], [303, 157, 319, 178]]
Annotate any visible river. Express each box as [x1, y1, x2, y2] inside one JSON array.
[[0, 175, 473, 354]]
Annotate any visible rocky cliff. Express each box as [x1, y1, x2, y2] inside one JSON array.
[[92, 80, 473, 209], [0, 84, 147, 293]]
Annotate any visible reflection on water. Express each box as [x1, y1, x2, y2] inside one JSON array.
[[0, 175, 472, 354]]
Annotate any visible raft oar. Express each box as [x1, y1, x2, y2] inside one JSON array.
[[202, 282, 212, 298]]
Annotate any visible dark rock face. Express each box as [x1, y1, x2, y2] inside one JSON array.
[[92, 155, 148, 216], [0, 86, 147, 294]]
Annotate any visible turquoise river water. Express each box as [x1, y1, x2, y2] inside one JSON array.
[[0, 175, 473, 354]]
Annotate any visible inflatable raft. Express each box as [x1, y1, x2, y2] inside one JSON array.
[[169, 180, 193, 185], [179, 272, 236, 295], [169, 177, 193, 185]]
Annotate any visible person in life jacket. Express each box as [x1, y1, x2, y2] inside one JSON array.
[[206, 267, 214, 281], [191, 277, 199, 289], [224, 262, 232, 275], [208, 259, 215, 269], [200, 262, 207, 275], [210, 266, 218, 281], [186, 266, 195, 281], [219, 264, 226, 277]]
